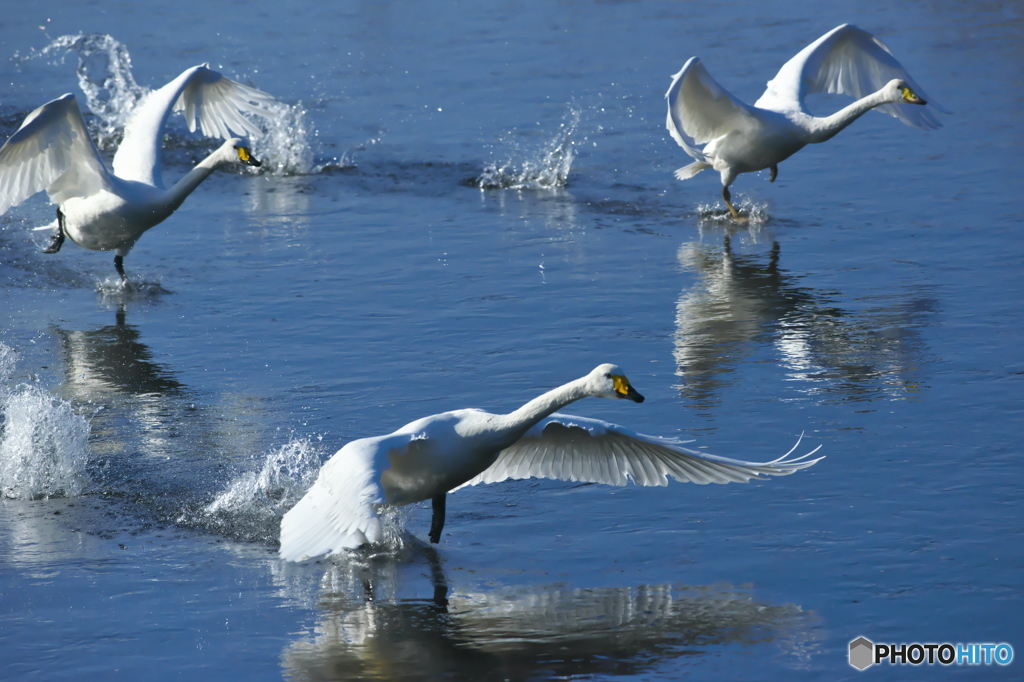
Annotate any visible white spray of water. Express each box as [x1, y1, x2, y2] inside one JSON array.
[[200, 435, 412, 551], [0, 343, 92, 500], [199, 437, 324, 542], [696, 196, 771, 226], [23, 33, 316, 174], [24, 33, 144, 151], [475, 106, 581, 190]]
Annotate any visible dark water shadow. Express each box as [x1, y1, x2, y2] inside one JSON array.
[[675, 234, 937, 410], [278, 541, 822, 680]]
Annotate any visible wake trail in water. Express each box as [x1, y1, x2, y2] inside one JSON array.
[[473, 106, 582, 190], [0, 343, 92, 500], [20, 33, 317, 175]]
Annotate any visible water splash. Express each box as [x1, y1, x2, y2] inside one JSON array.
[[0, 343, 92, 499], [336, 133, 386, 170], [197, 437, 324, 543], [252, 100, 317, 175], [24, 33, 144, 151], [474, 106, 581, 190], [696, 196, 770, 226], [95, 276, 172, 299], [23, 33, 315, 174]]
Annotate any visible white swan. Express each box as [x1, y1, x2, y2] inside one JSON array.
[[0, 64, 277, 282], [666, 24, 947, 220], [279, 364, 822, 561]]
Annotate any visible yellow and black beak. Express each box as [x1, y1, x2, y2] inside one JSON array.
[[901, 87, 926, 106], [235, 145, 262, 167], [612, 375, 645, 403]]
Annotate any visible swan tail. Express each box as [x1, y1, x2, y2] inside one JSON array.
[[674, 162, 711, 181]]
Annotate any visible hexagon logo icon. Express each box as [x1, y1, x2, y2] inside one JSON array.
[[849, 636, 874, 670]]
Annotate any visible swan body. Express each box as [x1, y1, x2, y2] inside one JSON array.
[[0, 64, 276, 281], [279, 364, 823, 561], [666, 24, 947, 219]]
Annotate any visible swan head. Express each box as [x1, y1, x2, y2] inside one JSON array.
[[586, 364, 645, 403], [886, 79, 926, 106], [218, 137, 262, 168]]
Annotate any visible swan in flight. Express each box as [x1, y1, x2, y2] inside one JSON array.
[[279, 364, 822, 561], [0, 64, 277, 282], [665, 24, 947, 220]]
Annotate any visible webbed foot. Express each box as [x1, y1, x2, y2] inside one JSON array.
[[722, 186, 748, 224]]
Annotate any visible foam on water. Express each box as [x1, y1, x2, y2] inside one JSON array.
[[473, 106, 581, 190], [0, 343, 92, 500], [23, 33, 316, 174]]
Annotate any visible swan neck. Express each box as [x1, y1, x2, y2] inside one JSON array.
[[499, 378, 590, 432], [164, 151, 224, 211], [808, 90, 889, 144]]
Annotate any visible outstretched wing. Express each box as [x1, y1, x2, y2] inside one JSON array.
[[113, 64, 277, 186], [456, 413, 822, 489], [754, 24, 946, 129], [0, 94, 111, 214], [665, 56, 759, 163], [279, 433, 421, 562]]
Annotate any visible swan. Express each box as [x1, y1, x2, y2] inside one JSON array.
[[279, 364, 823, 561], [665, 24, 947, 220], [0, 64, 278, 282]]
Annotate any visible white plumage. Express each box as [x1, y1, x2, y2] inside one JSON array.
[[665, 24, 947, 220], [0, 64, 277, 281], [279, 364, 822, 562]]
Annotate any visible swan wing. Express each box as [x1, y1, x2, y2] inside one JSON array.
[[0, 94, 110, 213], [455, 414, 822, 489], [755, 24, 946, 129], [113, 64, 277, 186], [665, 57, 759, 162], [279, 434, 411, 561]]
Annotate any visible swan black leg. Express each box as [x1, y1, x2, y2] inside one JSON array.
[[113, 254, 133, 291], [42, 208, 66, 254], [429, 493, 447, 544]]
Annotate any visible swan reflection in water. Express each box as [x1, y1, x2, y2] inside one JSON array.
[[52, 306, 188, 459], [50, 307, 269, 517], [55, 307, 184, 401], [675, 235, 935, 409], [277, 542, 821, 680]]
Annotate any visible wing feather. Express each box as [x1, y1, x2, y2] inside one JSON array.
[[0, 94, 110, 213], [754, 24, 946, 129], [113, 64, 277, 186], [455, 414, 822, 490], [665, 57, 759, 162]]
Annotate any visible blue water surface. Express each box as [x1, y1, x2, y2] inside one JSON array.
[[1, 1, 1021, 680]]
